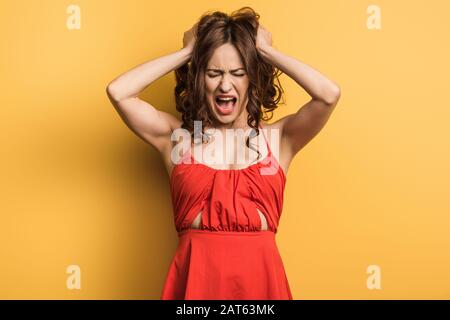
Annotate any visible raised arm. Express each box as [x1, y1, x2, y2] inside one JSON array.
[[256, 25, 341, 159], [106, 24, 197, 153]]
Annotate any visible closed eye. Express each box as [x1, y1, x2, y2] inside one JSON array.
[[207, 74, 246, 78]]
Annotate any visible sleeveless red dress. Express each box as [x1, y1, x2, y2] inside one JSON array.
[[160, 124, 293, 300]]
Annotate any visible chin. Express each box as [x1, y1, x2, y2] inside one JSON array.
[[214, 115, 238, 124], [210, 105, 241, 124]]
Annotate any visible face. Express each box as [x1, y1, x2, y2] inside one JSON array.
[[204, 43, 249, 126]]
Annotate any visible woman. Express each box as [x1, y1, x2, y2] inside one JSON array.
[[106, 7, 340, 300]]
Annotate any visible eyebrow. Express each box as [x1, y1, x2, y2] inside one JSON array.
[[206, 68, 246, 72]]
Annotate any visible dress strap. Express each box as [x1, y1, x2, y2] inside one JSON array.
[[258, 123, 272, 156]]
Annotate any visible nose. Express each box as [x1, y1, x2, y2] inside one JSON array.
[[218, 75, 233, 92]]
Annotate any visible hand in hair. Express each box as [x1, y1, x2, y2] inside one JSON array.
[[256, 24, 273, 51], [183, 22, 198, 52]]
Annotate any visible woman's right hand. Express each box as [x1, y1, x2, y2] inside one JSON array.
[[182, 22, 198, 52]]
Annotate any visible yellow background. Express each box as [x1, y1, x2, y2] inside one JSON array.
[[1, 0, 449, 299]]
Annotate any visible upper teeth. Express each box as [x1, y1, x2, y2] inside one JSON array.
[[217, 97, 234, 101]]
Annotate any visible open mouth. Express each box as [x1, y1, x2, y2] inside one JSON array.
[[214, 97, 237, 115]]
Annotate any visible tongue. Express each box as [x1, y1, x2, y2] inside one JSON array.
[[218, 100, 234, 108]]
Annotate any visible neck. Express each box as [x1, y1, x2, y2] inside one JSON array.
[[207, 111, 256, 133]]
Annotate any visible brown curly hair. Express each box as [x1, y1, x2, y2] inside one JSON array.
[[174, 6, 285, 162]]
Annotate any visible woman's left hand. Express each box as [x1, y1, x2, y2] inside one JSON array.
[[256, 24, 273, 51]]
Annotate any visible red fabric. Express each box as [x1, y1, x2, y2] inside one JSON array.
[[161, 125, 293, 300]]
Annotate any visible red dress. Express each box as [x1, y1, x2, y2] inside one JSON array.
[[160, 124, 293, 300]]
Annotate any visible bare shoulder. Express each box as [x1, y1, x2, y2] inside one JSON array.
[[259, 119, 292, 176], [160, 113, 182, 151], [160, 115, 183, 179]]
